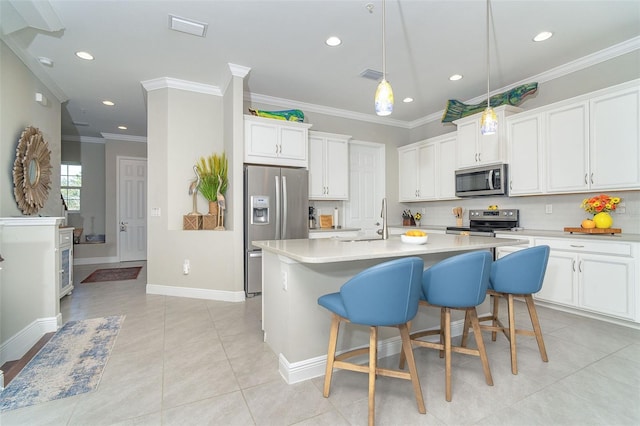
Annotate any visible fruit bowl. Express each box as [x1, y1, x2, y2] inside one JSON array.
[[401, 234, 428, 245]]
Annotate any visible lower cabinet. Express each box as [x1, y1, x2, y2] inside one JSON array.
[[59, 227, 74, 298], [535, 237, 637, 322]]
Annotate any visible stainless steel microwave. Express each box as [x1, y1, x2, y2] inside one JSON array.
[[455, 164, 508, 197]]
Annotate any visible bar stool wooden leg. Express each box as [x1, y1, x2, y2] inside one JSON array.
[[444, 308, 452, 402], [507, 294, 518, 375], [399, 323, 426, 414], [368, 326, 378, 426], [468, 307, 493, 386], [525, 295, 548, 363], [491, 294, 500, 341], [323, 314, 340, 397]]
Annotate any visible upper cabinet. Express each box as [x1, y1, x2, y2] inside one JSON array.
[[244, 115, 312, 167], [506, 80, 640, 197], [507, 113, 544, 195], [308, 131, 351, 200], [398, 133, 458, 202], [545, 85, 640, 193], [454, 105, 522, 169]]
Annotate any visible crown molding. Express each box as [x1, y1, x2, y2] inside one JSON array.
[[101, 133, 147, 143], [228, 63, 251, 78], [141, 77, 221, 96], [62, 135, 105, 144], [246, 92, 411, 129]]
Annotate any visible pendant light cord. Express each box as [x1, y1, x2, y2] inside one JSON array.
[[382, 0, 387, 79], [486, 0, 490, 108]]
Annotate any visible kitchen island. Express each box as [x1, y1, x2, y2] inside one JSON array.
[[254, 233, 528, 383]]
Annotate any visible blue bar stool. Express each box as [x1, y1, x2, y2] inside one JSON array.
[[318, 257, 426, 426], [401, 251, 493, 402], [466, 245, 550, 375]]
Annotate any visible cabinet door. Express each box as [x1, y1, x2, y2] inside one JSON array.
[[245, 120, 278, 159], [279, 126, 307, 162], [478, 129, 500, 165], [536, 250, 577, 306], [456, 120, 479, 168], [308, 135, 325, 198], [437, 136, 457, 199], [508, 114, 543, 195], [590, 87, 640, 190], [545, 102, 589, 193], [398, 147, 419, 201], [579, 254, 635, 320], [325, 137, 349, 199], [417, 143, 436, 200]]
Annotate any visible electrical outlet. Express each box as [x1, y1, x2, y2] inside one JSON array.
[[616, 203, 626, 214], [183, 259, 190, 275], [545, 204, 553, 214], [421, 208, 426, 214], [281, 271, 288, 291]]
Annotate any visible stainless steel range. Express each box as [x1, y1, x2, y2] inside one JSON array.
[[446, 209, 519, 237]]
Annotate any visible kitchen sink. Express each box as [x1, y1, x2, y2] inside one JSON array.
[[337, 237, 384, 242]]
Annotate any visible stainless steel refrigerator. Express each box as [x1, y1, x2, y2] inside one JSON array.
[[244, 165, 309, 295]]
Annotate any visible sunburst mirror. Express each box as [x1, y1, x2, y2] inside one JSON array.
[[13, 126, 52, 215]]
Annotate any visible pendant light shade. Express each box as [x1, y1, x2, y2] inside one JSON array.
[[480, 0, 497, 135], [375, 79, 394, 116], [375, 0, 393, 116]]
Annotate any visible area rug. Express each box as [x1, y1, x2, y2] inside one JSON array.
[[81, 266, 142, 283], [0, 315, 124, 412]]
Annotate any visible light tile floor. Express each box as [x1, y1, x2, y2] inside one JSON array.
[[2, 261, 640, 425]]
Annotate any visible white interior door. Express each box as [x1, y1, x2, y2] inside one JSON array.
[[345, 141, 385, 235], [118, 157, 147, 261]]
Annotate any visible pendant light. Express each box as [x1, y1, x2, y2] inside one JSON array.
[[375, 0, 393, 116], [480, 0, 497, 135]]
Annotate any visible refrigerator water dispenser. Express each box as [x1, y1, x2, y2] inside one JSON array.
[[251, 196, 270, 224]]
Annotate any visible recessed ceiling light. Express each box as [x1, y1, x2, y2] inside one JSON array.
[[102, 100, 115, 106], [325, 36, 342, 47], [38, 56, 53, 67], [118, 125, 127, 130], [403, 97, 414, 103], [533, 31, 553, 42], [75, 51, 94, 60], [449, 74, 463, 81]]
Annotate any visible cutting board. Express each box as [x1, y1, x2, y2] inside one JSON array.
[[564, 227, 621, 235], [319, 215, 333, 228]]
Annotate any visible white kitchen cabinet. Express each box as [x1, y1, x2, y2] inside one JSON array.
[[398, 133, 457, 202], [454, 105, 522, 169], [545, 102, 590, 193], [308, 131, 350, 200], [244, 115, 312, 167], [506, 113, 544, 196], [59, 227, 74, 298], [535, 237, 637, 322], [589, 86, 640, 190], [545, 84, 640, 193]]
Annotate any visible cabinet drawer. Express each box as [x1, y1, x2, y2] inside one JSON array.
[[535, 238, 631, 256], [59, 230, 73, 245]]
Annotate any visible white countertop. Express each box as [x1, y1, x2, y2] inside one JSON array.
[[253, 234, 528, 264], [495, 229, 640, 243], [308, 227, 360, 233]]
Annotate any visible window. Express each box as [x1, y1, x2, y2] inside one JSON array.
[[61, 164, 82, 211]]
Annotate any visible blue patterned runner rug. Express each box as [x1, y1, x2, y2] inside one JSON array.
[[0, 315, 124, 412]]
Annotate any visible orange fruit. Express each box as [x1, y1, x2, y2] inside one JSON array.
[[581, 219, 595, 229]]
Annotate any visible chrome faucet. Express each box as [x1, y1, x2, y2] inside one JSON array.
[[377, 197, 389, 240]]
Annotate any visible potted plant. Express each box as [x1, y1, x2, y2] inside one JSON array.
[[196, 152, 228, 218]]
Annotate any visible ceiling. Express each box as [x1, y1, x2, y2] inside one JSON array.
[[2, 0, 639, 140]]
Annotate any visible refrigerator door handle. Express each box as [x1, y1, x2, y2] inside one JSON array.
[[282, 175, 288, 238], [275, 175, 281, 239], [248, 251, 262, 259]]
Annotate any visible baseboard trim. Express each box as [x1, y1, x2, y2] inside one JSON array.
[[277, 319, 468, 384], [146, 284, 245, 302], [0, 317, 58, 365]]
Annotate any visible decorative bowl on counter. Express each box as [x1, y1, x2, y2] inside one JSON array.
[[400, 234, 428, 245]]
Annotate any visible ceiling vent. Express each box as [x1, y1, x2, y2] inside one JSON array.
[[360, 68, 383, 81], [168, 15, 208, 37]]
